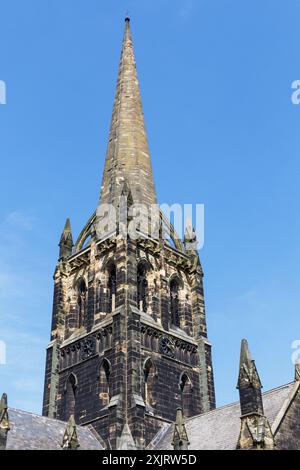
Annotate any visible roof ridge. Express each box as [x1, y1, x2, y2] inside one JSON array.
[[8, 407, 68, 424], [261, 381, 294, 395], [185, 381, 295, 422]]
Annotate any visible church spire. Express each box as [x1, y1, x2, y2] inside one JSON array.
[[99, 18, 157, 209], [59, 218, 73, 260]]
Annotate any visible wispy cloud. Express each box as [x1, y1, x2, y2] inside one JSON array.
[[178, 0, 197, 23], [5, 210, 35, 231]]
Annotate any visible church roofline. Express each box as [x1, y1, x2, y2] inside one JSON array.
[[147, 381, 296, 450], [184, 381, 295, 422]]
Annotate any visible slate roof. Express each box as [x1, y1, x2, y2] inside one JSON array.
[[6, 408, 104, 450], [149, 382, 295, 450]]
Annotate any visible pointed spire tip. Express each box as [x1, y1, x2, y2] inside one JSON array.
[[61, 414, 79, 450], [240, 338, 252, 363], [99, 11, 157, 208], [1, 393, 8, 405], [63, 218, 71, 232]]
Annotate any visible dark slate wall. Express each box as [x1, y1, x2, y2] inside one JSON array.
[[275, 385, 300, 450], [141, 349, 201, 428], [57, 353, 112, 425]]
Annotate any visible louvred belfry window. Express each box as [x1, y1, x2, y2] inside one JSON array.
[[108, 264, 116, 313], [144, 358, 156, 408], [77, 279, 87, 328], [137, 263, 148, 312], [170, 279, 180, 327]]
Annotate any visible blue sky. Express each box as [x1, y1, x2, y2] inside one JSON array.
[[0, 0, 299, 414]]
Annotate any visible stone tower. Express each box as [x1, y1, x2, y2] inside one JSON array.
[[42, 18, 215, 450]]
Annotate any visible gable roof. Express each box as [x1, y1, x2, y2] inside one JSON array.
[[6, 408, 104, 450], [149, 382, 295, 450]]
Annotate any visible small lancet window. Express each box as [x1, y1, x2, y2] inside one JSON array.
[[108, 264, 116, 313], [65, 373, 77, 420], [77, 279, 87, 328], [137, 263, 148, 313], [170, 278, 180, 327], [144, 358, 156, 408], [98, 359, 110, 407], [180, 373, 193, 418]]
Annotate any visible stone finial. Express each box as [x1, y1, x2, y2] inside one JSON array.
[[61, 415, 79, 450], [117, 423, 136, 450], [172, 407, 189, 450], [184, 217, 196, 242], [184, 218, 197, 251], [236, 340, 275, 450], [237, 339, 262, 389], [237, 339, 264, 416], [0, 393, 10, 450], [295, 362, 300, 382], [59, 218, 73, 260]]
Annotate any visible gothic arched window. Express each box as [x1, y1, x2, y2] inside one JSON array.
[[137, 263, 148, 312], [170, 278, 180, 327], [98, 359, 110, 407], [65, 373, 77, 420], [108, 264, 116, 313], [144, 358, 156, 408], [179, 372, 193, 418], [77, 279, 87, 328]]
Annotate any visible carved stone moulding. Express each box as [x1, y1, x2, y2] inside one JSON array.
[[140, 324, 198, 361], [137, 239, 160, 256], [69, 252, 90, 272], [96, 238, 116, 257], [163, 249, 190, 271], [60, 325, 113, 363]]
